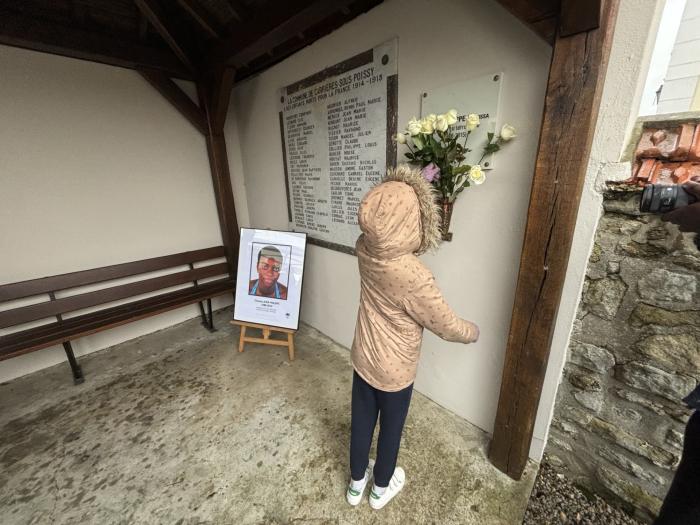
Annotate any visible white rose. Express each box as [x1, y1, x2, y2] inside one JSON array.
[[435, 114, 449, 132], [467, 113, 480, 131], [420, 117, 435, 134], [407, 117, 422, 136], [500, 124, 516, 141], [445, 109, 458, 125], [426, 113, 437, 124], [468, 164, 486, 185], [395, 132, 407, 144]]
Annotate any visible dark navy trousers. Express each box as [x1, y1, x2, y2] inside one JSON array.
[[350, 371, 413, 487], [654, 411, 700, 525]]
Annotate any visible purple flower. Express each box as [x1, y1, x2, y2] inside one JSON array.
[[421, 163, 441, 183]]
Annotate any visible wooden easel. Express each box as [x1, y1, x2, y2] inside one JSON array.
[[231, 320, 296, 361]]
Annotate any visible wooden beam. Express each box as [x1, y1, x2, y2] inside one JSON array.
[[559, 0, 601, 37], [225, 0, 250, 23], [203, 131, 240, 273], [176, 0, 222, 39], [214, 0, 355, 67], [138, 70, 207, 134], [198, 82, 240, 276], [209, 67, 236, 133], [134, 0, 197, 72], [0, 10, 192, 79], [139, 13, 149, 41], [495, 0, 559, 44], [489, 0, 620, 480], [232, 0, 382, 83], [72, 0, 88, 26]]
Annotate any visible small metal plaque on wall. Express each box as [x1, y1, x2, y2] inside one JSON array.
[[421, 72, 503, 169]]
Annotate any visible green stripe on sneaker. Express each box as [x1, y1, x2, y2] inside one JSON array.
[[370, 490, 381, 500], [348, 487, 361, 497]]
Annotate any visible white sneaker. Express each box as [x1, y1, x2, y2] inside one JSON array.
[[369, 467, 405, 510], [346, 459, 375, 506]]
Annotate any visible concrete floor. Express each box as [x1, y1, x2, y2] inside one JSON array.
[[0, 309, 536, 524]]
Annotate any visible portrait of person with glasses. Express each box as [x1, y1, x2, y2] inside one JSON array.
[[248, 245, 289, 300]]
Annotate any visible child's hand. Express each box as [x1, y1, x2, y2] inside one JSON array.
[[468, 322, 480, 343]]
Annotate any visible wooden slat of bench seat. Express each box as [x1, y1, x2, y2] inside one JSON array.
[[0, 278, 233, 359], [0, 280, 218, 342], [1, 277, 229, 342], [0, 246, 225, 302], [0, 262, 229, 329]]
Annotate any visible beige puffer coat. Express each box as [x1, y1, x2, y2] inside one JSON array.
[[351, 164, 479, 392]]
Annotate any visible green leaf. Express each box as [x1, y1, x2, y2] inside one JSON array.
[[487, 132, 494, 142]]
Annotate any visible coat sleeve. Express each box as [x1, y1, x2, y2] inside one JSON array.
[[402, 273, 479, 344]]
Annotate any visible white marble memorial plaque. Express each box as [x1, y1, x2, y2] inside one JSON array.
[[279, 39, 398, 254]]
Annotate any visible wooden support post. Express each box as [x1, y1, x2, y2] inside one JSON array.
[[489, 0, 620, 480], [140, 63, 239, 278], [232, 321, 296, 361], [198, 67, 240, 275]]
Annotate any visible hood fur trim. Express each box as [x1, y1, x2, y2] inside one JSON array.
[[383, 164, 440, 254]]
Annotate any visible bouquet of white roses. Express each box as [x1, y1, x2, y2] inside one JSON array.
[[396, 109, 516, 203]]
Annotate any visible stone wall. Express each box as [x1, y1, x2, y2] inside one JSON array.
[[546, 187, 700, 523]]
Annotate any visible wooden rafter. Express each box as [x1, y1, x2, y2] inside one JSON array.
[[134, 0, 197, 72], [231, 0, 382, 82], [495, 0, 560, 44], [225, 0, 250, 24], [138, 13, 149, 41], [213, 0, 356, 67], [176, 0, 223, 39], [489, 0, 619, 480], [137, 69, 207, 134], [0, 10, 193, 80], [559, 0, 601, 37]]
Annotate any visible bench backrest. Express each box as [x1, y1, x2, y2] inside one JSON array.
[[0, 247, 230, 330]]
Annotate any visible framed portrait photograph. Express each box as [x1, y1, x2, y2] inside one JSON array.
[[234, 228, 307, 330]]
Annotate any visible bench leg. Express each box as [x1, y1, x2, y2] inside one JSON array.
[[63, 342, 84, 385], [199, 298, 216, 333]]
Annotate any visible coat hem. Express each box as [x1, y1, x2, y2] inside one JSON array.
[[352, 363, 415, 393]]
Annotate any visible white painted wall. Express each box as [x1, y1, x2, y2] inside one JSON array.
[[639, 0, 687, 115], [531, 0, 667, 459], [229, 0, 551, 453], [659, 0, 700, 112], [0, 45, 245, 382]]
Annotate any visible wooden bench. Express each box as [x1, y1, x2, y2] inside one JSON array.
[[0, 246, 234, 384]]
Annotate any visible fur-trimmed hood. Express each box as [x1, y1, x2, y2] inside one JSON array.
[[358, 164, 440, 259]]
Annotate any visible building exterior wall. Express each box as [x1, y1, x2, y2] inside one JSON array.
[[658, 0, 700, 113], [546, 116, 700, 523]]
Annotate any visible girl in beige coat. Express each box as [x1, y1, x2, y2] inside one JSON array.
[[346, 165, 479, 509]]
